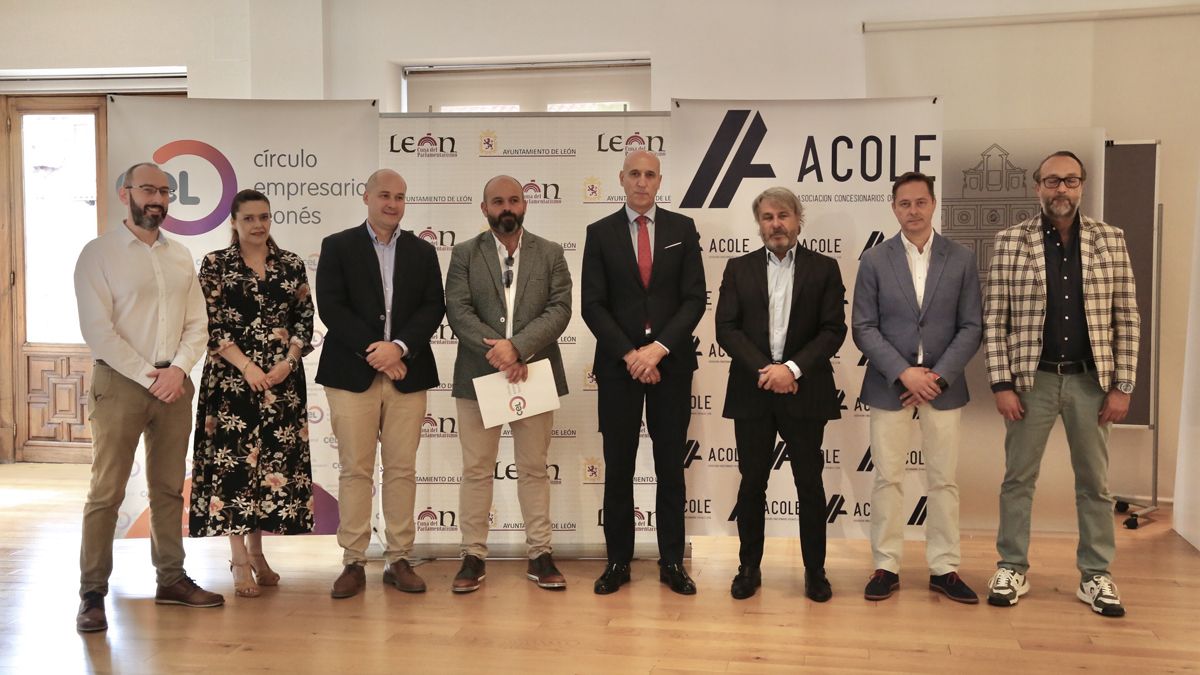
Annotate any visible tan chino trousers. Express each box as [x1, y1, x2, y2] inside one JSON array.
[[326, 373, 425, 566], [80, 362, 193, 596]]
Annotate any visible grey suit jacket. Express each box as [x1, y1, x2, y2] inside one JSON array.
[[445, 229, 572, 400], [852, 231, 982, 411]]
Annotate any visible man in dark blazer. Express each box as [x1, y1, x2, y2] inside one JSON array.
[[445, 175, 572, 593], [715, 187, 846, 601], [315, 168, 445, 599], [852, 172, 982, 605], [582, 150, 706, 595]]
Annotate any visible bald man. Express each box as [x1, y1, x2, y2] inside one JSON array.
[[445, 175, 572, 592], [581, 151, 706, 595], [316, 169, 445, 599]]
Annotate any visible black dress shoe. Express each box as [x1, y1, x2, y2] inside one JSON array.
[[730, 565, 762, 600], [659, 562, 697, 595], [594, 563, 631, 595], [805, 568, 832, 602]]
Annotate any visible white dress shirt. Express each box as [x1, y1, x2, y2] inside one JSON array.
[[492, 231, 522, 340], [901, 231, 933, 364], [365, 222, 408, 356], [624, 204, 669, 354], [766, 246, 801, 379], [73, 222, 207, 388]]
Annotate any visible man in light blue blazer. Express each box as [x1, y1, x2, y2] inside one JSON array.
[[445, 175, 572, 594], [852, 172, 982, 605]]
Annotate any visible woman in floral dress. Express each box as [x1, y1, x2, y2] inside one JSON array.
[[189, 189, 315, 598]]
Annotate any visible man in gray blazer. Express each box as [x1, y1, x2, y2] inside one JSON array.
[[852, 172, 982, 604], [445, 175, 572, 593]]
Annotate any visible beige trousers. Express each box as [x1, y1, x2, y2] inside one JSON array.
[[455, 397, 554, 559], [80, 362, 193, 596], [869, 405, 962, 576], [326, 374, 425, 565]]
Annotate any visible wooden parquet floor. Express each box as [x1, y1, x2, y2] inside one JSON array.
[[1, 463, 1198, 674]]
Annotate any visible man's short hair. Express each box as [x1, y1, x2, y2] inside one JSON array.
[[122, 161, 161, 187], [891, 172, 936, 200], [751, 187, 804, 226], [1032, 150, 1088, 183]]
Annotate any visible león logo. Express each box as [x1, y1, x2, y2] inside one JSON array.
[[680, 110, 775, 208]]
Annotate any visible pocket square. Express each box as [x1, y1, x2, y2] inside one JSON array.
[[663, 241, 682, 249]]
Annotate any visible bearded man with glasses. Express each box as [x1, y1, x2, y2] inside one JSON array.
[[73, 162, 223, 632], [983, 150, 1140, 617], [444, 175, 572, 592]]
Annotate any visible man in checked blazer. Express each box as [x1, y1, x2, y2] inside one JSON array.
[[445, 175, 572, 593], [853, 172, 982, 605], [582, 150, 706, 596], [983, 151, 1140, 618]]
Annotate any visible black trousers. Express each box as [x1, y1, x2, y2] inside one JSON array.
[[597, 370, 692, 564], [733, 411, 828, 570]]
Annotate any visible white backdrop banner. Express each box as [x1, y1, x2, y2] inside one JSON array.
[[103, 99, 945, 555], [106, 96, 378, 539], [377, 113, 670, 556], [670, 98, 943, 539]]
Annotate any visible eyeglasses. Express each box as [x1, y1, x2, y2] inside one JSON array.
[[126, 184, 176, 198], [503, 255, 514, 288], [1039, 176, 1083, 189]]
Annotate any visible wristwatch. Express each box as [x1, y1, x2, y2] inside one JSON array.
[[1115, 381, 1134, 394], [285, 355, 299, 370]]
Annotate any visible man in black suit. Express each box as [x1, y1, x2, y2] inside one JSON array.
[[315, 168, 445, 599], [581, 150, 706, 595], [715, 187, 846, 601]]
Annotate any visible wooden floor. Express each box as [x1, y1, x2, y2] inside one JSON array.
[[1, 463, 1198, 674]]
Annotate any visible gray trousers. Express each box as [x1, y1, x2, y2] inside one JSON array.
[[996, 369, 1115, 581]]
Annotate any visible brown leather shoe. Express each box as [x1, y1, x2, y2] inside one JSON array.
[[331, 564, 366, 599], [154, 576, 225, 607], [527, 552, 567, 589], [383, 559, 427, 593], [76, 592, 107, 632], [452, 555, 486, 593]]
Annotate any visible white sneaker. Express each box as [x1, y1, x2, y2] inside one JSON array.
[[986, 567, 1029, 607], [1077, 575, 1126, 617]]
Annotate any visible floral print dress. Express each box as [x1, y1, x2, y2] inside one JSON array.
[[189, 243, 315, 536]]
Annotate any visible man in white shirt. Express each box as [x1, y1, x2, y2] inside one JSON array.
[[73, 162, 223, 632], [444, 175, 572, 592], [852, 172, 983, 604]]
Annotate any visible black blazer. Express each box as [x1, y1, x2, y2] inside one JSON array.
[[715, 246, 847, 420], [581, 206, 706, 378], [314, 223, 445, 393]]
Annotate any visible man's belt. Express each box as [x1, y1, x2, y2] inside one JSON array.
[[1037, 358, 1095, 375]]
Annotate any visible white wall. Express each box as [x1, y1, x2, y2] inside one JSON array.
[[2, 0, 1195, 532]]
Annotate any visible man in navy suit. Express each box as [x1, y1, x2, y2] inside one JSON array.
[[852, 172, 982, 604], [715, 187, 846, 601], [315, 169, 445, 599], [582, 150, 706, 595]]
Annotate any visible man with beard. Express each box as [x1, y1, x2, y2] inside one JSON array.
[[714, 187, 846, 600], [73, 162, 223, 632], [317, 168, 444, 599], [984, 151, 1139, 617], [445, 175, 572, 592]]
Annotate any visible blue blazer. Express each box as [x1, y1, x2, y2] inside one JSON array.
[[852, 231, 982, 411]]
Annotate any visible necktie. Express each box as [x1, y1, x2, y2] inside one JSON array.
[[636, 215, 652, 288]]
